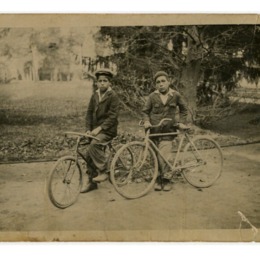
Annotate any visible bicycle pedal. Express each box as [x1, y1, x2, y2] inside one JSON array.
[[163, 172, 173, 180]]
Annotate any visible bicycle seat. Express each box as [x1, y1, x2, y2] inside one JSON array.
[[79, 138, 91, 146], [97, 140, 113, 146]]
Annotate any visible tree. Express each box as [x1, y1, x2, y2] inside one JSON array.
[[0, 27, 99, 82], [95, 25, 260, 121], [0, 28, 33, 81]]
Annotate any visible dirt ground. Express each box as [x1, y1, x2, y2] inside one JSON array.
[[0, 143, 259, 241]]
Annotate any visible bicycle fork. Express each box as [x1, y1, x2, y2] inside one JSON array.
[[135, 131, 151, 170], [182, 135, 206, 168], [63, 138, 81, 184]]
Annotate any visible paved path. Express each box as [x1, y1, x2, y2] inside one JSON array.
[[0, 144, 259, 241]]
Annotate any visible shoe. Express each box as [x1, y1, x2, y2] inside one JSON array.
[[163, 182, 172, 192], [154, 182, 162, 191], [92, 173, 108, 183], [81, 182, 98, 193]]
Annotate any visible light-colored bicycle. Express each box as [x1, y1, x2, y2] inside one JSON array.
[[110, 118, 223, 199]]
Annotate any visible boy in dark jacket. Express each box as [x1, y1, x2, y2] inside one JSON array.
[[85, 68, 119, 191]]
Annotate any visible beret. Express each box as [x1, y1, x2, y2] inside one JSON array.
[[94, 68, 114, 78], [153, 71, 169, 81]]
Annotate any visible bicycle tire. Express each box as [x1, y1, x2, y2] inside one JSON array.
[[110, 141, 158, 199], [182, 136, 223, 188], [47, 156, 82, 209]]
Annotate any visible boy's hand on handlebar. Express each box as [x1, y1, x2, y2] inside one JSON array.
[[91, 126, 102, 136]]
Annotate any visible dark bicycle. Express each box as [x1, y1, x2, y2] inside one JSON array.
[[47, 132, 129, 209]]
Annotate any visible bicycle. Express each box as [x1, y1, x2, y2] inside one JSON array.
[[47, 131, 131, 209], [110, 118, 223, 199]]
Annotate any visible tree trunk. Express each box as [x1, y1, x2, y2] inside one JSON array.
[[31, 45, 39, 81], [176, 26, 202, 122], [53, 67, 58, 81], [79, 44, 83, 67], [180, 59, 201, 122], [19, 68, 25, 81]]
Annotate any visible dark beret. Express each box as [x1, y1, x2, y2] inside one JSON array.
[[153, 71, 169, 81], [94, 68, 114, 79]]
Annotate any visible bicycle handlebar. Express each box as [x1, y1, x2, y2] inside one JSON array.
[[64, 131, 100, 141], [139, 118, 191, 131], [139, 118, 172, 128]]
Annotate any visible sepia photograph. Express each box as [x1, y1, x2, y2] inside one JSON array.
[[0, 14, 259, 242]]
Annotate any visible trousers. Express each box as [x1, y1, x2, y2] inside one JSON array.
[[85, 133, 113, 178], [156, 140, 174, 176]]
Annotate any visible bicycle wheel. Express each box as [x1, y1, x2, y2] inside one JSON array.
[[107, 144, 133, 183], [182, 137, 223, 188], [110, 141, 158, 199], [47, 156, 82, 209]]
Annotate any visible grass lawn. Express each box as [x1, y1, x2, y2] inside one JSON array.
[[1, 81, 259, 162], [0, 81, 140, 162]]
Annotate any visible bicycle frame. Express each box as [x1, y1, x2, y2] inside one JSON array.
[[75, 137, 88, 163], [59, 137, 87, 184], [139, 129, 204, 174], [63, 132, 99, 178], [65, 132, 119, 174]]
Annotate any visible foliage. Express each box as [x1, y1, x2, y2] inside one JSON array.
[[0, 27, 98, 82], [1, 81, 259, 162], [96, 25, 260, 122], [0, 81, 141, 162], [0, 25, 259, 123]]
